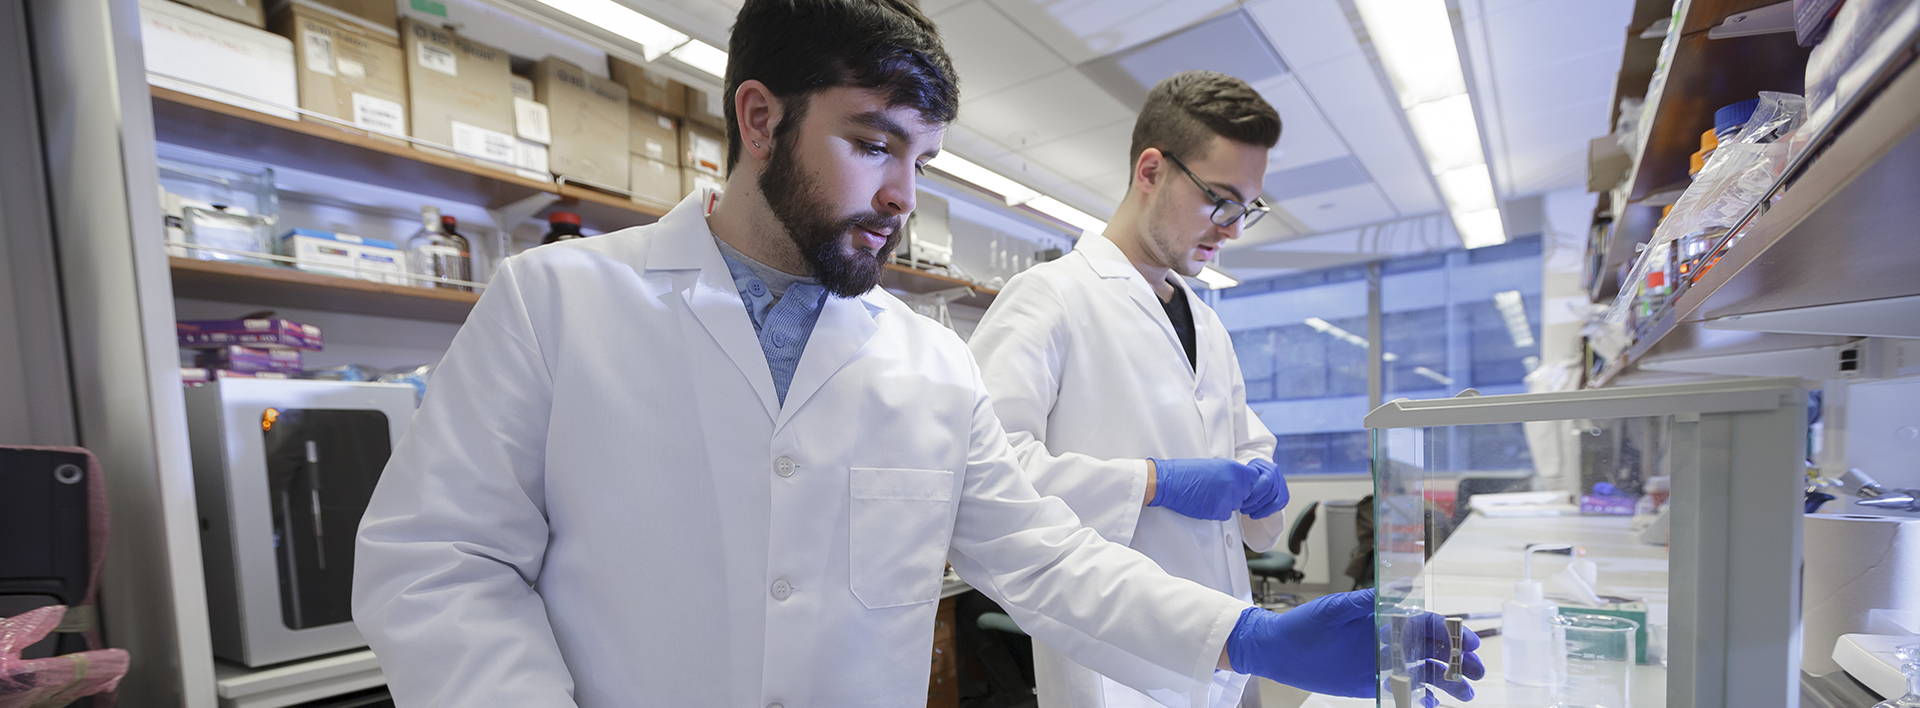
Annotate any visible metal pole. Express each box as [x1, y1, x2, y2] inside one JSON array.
[[1367, 261, 1383, 410]]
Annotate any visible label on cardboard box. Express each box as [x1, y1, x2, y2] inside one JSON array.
[[302, 30, 337, 75], [452, 120, 515, 164], [353, 93, 405, 135], [418, 41, 457, 76], [514, 97, 552, 144], [515, 139, 549, 175]]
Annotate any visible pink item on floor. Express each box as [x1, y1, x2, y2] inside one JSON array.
[[0, 605, 128, 708]]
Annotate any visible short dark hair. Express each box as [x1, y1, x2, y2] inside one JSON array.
[[1129, 71, 1281, 178], [724, 0, 961, 172]]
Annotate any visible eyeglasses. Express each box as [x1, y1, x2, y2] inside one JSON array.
[[1163, 151, 1270, 229]]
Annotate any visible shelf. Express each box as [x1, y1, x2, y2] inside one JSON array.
[[170, 257, 480, 323], [213, 650, 383, 708], [881, 262, 998, 307], [1618, 0, 1813, 204], [147, 87, 667, 235], [1590, 42, 1920, 385]]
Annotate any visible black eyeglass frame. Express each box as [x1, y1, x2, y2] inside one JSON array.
[[1162, 151, 1270, 229]]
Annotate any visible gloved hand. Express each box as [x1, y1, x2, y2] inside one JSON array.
[[1225, 589, 1483, 702], [1147, 458, 1259, 520], [1241, 459, 1288, 519]]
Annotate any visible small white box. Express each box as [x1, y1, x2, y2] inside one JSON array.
[[141, 0, 298, 120], [280, 229, 405, 284]]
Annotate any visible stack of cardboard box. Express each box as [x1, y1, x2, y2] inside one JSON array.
[[152, 0, 730, 208]]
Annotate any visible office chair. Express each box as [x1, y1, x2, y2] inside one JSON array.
[[1246, 501, 1318, 607]]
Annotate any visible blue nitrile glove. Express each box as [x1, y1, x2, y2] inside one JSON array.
[[1225, 589, 1483, 701], [1241, 459, 1289, 519], [1148, 458, 1259, 521]]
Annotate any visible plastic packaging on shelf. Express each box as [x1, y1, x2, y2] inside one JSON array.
[[1651, 92, 1805, 251]]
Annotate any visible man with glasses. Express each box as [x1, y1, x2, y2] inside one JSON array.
[[970, 71, 1354, 707]]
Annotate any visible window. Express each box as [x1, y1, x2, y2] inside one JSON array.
[[1216, 236, 1542, 475]]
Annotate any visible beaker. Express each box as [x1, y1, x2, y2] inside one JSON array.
[[1552, 613, 1638, 708]]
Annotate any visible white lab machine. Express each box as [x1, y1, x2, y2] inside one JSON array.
[[185, 379, 416, 667]]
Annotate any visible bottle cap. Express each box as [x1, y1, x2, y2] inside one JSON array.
[[441, 215, 457, 226], [550, 211, 582, 226], [1714, 98, 1761, 137]]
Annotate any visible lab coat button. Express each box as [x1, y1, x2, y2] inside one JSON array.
[[771, 578, 793, 600], [775, 456, 796, 477], [1195, 389, 1206, 401]]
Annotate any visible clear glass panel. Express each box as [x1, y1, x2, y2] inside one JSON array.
[[157, 143, 279, 262], [1374, 415, 1672, 708]]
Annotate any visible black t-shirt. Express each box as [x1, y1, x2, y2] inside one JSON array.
[[1159, 281, 1197, 371]]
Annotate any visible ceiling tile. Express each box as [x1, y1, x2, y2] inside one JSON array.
[[919, 0, 973, 20], [1251, 75, 1351, 173], [959, 69, 1133, 150], [933, 1, 1071, 97], [1077, 168, 1133, 203], [1483, 0, 1633, 66], [982, 0, 1239, 65], [1017, 119, 1134, 181], [1276, 182, 1398, 232], [1294, 55, 1439, 215], [1077, 10, 1288, 109], [1264, 156, 1370, 200], [1245, 0, 1363, 71]]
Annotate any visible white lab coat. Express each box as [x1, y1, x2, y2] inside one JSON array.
[[352, 190, 1256, 708], [969, 232, 1284, 708]]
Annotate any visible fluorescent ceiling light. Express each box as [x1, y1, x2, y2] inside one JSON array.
[[1195, 266, 1239, 289], [668, 40, 728, 78], [535, 0, 689, 60], [1493, 290, 1536, 348], [1455, 209, 1506, 249], [1404, 95, 1483, 173], [927, 153, 1040, 205], [1353, 0, 1507, 250], [1435, 164, 1497, 214], [1352, 0, 1464, 107], [1414, 366, 1454, 385], [1025, 196, 1107, 235]]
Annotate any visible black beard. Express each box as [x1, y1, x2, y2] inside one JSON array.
[[758, 132, 903, 298]]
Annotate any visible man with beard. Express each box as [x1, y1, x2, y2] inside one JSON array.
[[352, 0, 1480, 705]]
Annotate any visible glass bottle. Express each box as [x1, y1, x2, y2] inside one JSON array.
[[408, 206, 472, 291], [440, 214, 475, 287], [541, 211, 585, 245], [1873, 645, 1920, 708]]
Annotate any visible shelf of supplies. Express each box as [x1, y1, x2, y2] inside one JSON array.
[[1589, 47, 1920, 386], [146, 87, 667, 235], [1616, 0, 1813, 204], [880, 262, 998, 307], [170, 257, 480, 323]]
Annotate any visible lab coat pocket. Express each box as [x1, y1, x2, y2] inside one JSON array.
[[848, 467, 955, 609]]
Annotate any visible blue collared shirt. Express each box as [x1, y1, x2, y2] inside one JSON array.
[[713, 237, 827, 406]]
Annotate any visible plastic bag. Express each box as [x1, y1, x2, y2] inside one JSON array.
[[1651, 91, 1805, 249], [0, 606, 128, 708]]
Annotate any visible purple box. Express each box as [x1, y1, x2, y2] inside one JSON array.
[[177, 318, 323, 351], [1579, 494, 1638, 516], [194, 345, 304, 374]]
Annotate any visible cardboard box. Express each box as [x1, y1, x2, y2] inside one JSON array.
[[173, 0, 266, 28], [681, 166, 724, 196], [141, 0, 298, 119], [279, 228, 407, 284], [532, 56, 629, 189], [629, 155, 686, 208], [685, 85, 726, 130], [272, 1, 407, 137], [680, 121, 726, 176], [401, 18, 515, 168], [608, 55, 688, 117], [271, 0, 396, 29], [178, 318, 323, 350], [630, 102, 679, 167]]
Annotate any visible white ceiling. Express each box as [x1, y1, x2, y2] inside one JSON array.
[[612, 0, 1632, 256]]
